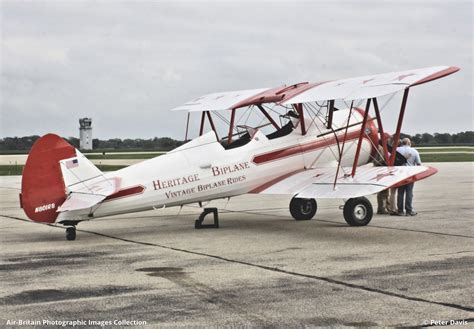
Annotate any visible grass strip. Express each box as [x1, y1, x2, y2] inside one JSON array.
[[418, 148, 473, 153], [85, 153, 162, 160], [0, 165, 128, 176]]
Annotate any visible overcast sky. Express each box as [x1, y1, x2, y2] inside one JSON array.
[[1, 0, 472, 140]]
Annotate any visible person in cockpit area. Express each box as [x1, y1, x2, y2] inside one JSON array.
[[287, 110, 300, 127]]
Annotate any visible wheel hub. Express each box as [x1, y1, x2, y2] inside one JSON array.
[[300, 201, 312, 215], [354, 204, 367, 220]]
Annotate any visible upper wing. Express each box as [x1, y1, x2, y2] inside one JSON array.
[[281, 66, 459, 104], [251, 165, 437, 199], [170, 88, 270, 112], [170, 66, 458, 112]]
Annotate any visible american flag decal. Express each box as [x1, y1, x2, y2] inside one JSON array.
[[65, 158, 79, 169]]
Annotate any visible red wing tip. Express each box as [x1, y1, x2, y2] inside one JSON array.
[[412, 66, 460, 87], [450, 66, 460, 72]]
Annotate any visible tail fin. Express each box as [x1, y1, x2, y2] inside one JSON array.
[[20, 134, 76, 223], [56, 150, 120, 213], [20, 134, 111, 223], [59, 149, 103, 189]]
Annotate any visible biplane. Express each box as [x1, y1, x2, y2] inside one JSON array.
[[19, 66, 459, 240]]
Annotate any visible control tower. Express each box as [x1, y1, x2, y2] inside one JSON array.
[[79, 118, 93, 150]]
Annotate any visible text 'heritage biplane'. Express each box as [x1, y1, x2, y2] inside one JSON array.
[[19, 66, 459, 240]]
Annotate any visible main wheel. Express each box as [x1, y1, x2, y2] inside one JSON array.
[[289, 197, 317, 221], [66, 227, 76, 241], [343, 197, 373, 226]]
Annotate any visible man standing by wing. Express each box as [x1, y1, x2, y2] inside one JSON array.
[[396, 138, 422, 216], [373, 143, 389, 214]]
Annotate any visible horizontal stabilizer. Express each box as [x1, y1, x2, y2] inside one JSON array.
[[57, 193, 108, 212], [56, 176, 120, 212], [58, 150, 120, 212], [252, 165, 437, 199]]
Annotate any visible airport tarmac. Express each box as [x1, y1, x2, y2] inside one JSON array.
[[1, 162, 473, 327]]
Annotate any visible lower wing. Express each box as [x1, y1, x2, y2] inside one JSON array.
[[251, 165, 437, 199]]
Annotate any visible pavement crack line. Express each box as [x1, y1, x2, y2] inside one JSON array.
[[2, 215, 473, 313], [222, 209, 474, 239], [312, 219, 474, 239]]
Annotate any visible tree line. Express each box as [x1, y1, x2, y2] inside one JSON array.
[[0, 136, 185, 152], [0, 131, 472, 152], [406, 131, 473, 146]]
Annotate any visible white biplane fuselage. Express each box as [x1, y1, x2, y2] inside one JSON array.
[[57, 109, 375, 222]]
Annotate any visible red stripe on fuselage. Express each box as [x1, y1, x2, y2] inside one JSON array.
[[252, 129, 362, 165], [249, 169, 306, 193], [104, 185, 145, 202], [252, 108, 379, 165]]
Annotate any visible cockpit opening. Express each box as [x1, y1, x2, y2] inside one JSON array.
[[221, 110, 299, 149]]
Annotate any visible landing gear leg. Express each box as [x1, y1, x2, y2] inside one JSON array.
[[195, 208, 219, 229], [66, 226, 76, 241]]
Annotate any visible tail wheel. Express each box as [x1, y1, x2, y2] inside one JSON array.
[[343, 197, 373, 226], [290, 197, 317, 221]]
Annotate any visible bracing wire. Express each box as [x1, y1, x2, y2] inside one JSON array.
[[304, 102, 345, 169], [244, 105, 253, 124], [214, 111, 230, 125], [236, 106, 250, 124], [262, 103, 283, 116], [304, 104, 345, 169]]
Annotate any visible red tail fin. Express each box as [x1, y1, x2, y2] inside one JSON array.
[[20, 134, 76, 223]]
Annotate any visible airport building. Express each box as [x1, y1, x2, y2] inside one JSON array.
[[79, 118, 93, 150]]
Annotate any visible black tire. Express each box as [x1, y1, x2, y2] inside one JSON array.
[[289, 197, 317, 221], [343, 197, 373, 226], [66, 227, 76, 241]]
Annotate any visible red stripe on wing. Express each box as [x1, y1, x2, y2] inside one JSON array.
[[411, 66, 460, 87]]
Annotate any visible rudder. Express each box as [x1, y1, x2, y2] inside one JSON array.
[[20, 134, 76, 223]]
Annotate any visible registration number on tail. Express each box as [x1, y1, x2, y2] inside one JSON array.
[[35, 203, 56, 213]]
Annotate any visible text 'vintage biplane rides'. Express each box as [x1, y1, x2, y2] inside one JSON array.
[[20, 66, 459, 240]]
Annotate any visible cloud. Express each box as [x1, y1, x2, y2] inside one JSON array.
[[0, 0, 472, 139]]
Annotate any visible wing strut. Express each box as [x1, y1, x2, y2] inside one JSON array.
[[198, 111, 219, 139], [184, 112, 190, 141], [206, 111, 219, 140], [327, 100, 335, 129], [227, 109, 236, 143], [257, 105, 279, 129], [293, 103, 306, 135], [199, 112, 206, 136], [333, 100, 354, 189], [351, 99, 372, 177], [372, 98, 390, 164], [390, 88, 410, 165]]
